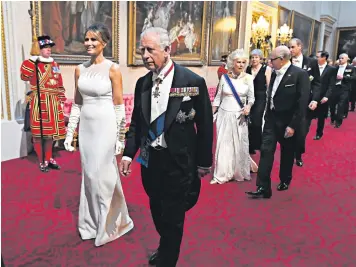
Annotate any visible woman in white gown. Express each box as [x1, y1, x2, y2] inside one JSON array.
[[64, 23, 133, 246], [211, 49, 257, 184]]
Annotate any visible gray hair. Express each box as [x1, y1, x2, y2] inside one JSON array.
[[140, 27, 170, 50], [275, 45, 291, 60], [339, 53, 349, 59], [290, 38, 303, 48], [250, 49, 263, 59], [227, 49, 249, 70], [353, 57, 356, 63]]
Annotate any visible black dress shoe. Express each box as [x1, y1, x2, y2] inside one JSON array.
[[245, 187, 272, 198], [39, 163, 49, 173], [277, 182, 289, 191], [334, 124, 341, 128], [149, 250, 160, 265], [313, 135, 322, 140], [48, 162, 60, 170], [296, 159, 303, 167]]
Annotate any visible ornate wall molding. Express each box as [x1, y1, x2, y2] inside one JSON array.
[[1, 2, 12, 121], [320, 14, 337, 37]]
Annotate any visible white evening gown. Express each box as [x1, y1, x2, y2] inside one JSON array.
[[212, 74, 256, 183], [77, 59, 134, 246]]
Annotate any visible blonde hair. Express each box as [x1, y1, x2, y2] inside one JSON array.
[[226, 49, 249, 71]]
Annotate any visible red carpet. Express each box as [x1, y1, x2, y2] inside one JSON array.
[[2, 115, 356, 266]]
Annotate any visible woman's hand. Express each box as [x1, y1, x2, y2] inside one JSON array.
[[242, 105, 251, 116]]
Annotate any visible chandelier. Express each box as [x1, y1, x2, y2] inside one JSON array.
[[251, 15, 270, 45], [277, 23, 293, 45]]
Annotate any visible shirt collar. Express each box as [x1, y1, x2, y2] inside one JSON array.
[[319, 63, 327, 68], [152, 59, 173, 82], [276, 61, 291, 76]]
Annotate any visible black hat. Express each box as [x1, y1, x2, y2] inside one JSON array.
[[220, 54, 228, 62], [37, 35, 55, 49]]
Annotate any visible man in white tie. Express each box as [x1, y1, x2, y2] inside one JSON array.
[[289, 38, 321, 167], [120, 27, 213, 267], [313, 51, 336, 139], [330, 53, 356, 127], [246, 46, 310, 198]]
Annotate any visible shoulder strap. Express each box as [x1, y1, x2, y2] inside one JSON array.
[[223, 74, 244, 109]]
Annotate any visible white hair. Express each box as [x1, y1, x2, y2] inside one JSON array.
[[140, 27, 170, 50], [339, 53, 349, 59], [352, 57, 356, 63], [250, 49, 264, 59], [227, 49, 249, 71]]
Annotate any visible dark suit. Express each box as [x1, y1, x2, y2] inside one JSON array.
[[294, 56, 321, 159], [124, 63, 213, 267], [330, 65, 356, 126], [350, 66, 356, 111], [257, 64, 310, 189], [315, 65, 336, 136]]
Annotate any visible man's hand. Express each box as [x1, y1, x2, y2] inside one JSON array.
[[284, 126, 295, 138], [308, 101, 317, 110], [320, 97, 328, 104], [197, 167, 211, 178], [119, 160, 132, 177]]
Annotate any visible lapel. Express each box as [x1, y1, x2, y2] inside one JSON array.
[[273, 65, 293, 98], [302, 55, 309, 70], [320, 64, 329, 79], [141, 72, 153, 126], [163, 63, 185, 132]]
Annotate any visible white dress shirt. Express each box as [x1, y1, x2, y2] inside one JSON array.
[[292, 54, 303, 69], [336, 64, 347, 85], [122, 60, 174, 163], [270, 62, 291, 109], [319, 63, 327, 76], [150, 60, 174, 148]]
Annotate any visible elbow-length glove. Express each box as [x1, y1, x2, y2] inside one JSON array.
[[64, 104, 81, 152], [114, 104, 126, 155]]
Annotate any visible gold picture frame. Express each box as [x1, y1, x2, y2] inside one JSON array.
[[127, 1, 208, 66], [291, 11, 314, 55], [31, 1, 119, 64], [334, 27, 356, 61], [208, 1, 241, 66], [277, 6, 292, 28], [310, 20, 321, 55]]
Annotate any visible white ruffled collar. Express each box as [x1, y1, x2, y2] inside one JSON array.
[[30, 56, 54, 63]]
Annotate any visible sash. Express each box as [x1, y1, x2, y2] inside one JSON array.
[[136, 112, 166, 168], [223, 73, 245, 109]]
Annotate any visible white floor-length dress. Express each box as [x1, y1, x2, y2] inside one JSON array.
[[212, 73, 255, 183], [77, 59, 133, 246]]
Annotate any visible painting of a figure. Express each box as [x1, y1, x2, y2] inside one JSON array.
[[209, 1, 240, 65], [335, 27, 356, 61], [128, 1, 207, 65], [310, 21, 321, 55], [278, 6, 291, 28], [292, 12, 313, 55], [35, 1, 118, 63]]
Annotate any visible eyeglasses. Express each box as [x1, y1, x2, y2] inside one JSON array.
[[270, 57, 282, 62]]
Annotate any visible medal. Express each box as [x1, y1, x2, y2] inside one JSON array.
[[152, 63, 174, 99]]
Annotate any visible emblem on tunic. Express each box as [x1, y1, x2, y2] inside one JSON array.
[[176, 108, 196, 123], [49, 79, 57, 86], [153, 85, 160, 98]]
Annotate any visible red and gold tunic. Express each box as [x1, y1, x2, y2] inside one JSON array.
[[20, 56, 66, 140]]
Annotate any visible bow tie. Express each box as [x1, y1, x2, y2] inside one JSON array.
[[275, 70, 284, 76], [292, 58, 300, 63]]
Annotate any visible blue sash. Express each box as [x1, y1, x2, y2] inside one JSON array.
[[137, 112, 166, 168], [223, 73, 245, 109]]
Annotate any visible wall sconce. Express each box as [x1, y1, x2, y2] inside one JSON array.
[[277, 23, 293, 45]]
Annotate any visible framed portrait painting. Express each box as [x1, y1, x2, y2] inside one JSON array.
[[128, 1, 208, 66], [291, 11, 313, 55], [208, 1, 241, 65], [310, 20, 321, 55], [31, 1, 119, 64], [277, 6, 291, 28], [334, 27, 356, 61]]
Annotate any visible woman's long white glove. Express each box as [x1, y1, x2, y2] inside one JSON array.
[[114, 104, 126, 155], [64, 103, 81, 152]]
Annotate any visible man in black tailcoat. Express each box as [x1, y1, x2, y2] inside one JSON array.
[[289, 38, 321, 167], [119, 27, 213, 267], [246, 46, 310, 198], [313, 51, 336, 139]]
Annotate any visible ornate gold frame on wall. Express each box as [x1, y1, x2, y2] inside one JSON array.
[[291, 11, 314, 55], [127, 1, 208, 66], [1, 2, 12, 120], [309, 20, 321, 55], [31, 1, 119, 64], [277, 6, 292, 28], [208, 1, 241, 66], [334, 26, 356, 61]]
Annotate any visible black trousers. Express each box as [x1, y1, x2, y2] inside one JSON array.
[[295, 113, 312, 159], [330, 88, 349, 125], [315, 102, 329, 136], [256, 111, 296, 189], [141, 147, 199, 267], [350, 87, 356, 111]]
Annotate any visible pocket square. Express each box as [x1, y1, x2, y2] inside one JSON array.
[[182, 96, 191, 102], [307, 67, 312, 71], [285, 84, 295, 87]]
